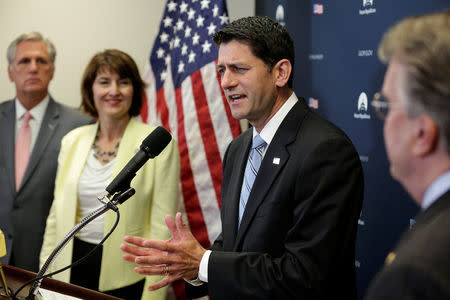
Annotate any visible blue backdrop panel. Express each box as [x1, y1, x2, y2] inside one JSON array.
[[255, 1, 449, 299]]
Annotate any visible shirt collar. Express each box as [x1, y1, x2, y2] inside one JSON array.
[[253, 91, 298, 146], [15, 95, 50, 123], [422, 170, 450, 210]]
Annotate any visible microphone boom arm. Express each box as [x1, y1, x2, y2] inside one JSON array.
[[27, 188, 135, 299]]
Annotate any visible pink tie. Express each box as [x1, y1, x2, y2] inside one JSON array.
[[15, 112, 32, 190]]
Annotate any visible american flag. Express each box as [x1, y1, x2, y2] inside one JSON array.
[[308, 97, 319, 109], [140, 0, 241, 297], [313, 3, 324, 15]]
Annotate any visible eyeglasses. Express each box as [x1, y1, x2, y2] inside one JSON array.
[[371, 92, 395, 120]]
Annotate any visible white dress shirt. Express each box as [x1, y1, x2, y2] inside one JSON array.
[[421, 170, 450, 210]]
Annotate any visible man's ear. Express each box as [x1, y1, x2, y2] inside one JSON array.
[[49, 64, 55, 80], [8, 65, 14, 83], [273, 59, 292, 88], [412, 115, 439, 156]]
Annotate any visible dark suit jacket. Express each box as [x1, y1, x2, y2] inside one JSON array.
[[187, 98, 364, 299], [365, 190, 450, 300], [0, 97, 91, 272]]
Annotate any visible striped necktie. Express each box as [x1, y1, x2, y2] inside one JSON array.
[[238, 135, 266, 225]]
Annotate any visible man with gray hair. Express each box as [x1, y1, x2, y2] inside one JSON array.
[[366, 10, 450, 299], [0, 32, 91, 272]]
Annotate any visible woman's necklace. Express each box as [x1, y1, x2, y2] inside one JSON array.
[[93, 132, 121, 164]]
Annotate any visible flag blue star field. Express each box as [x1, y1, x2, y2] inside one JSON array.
[[141, 0, 241, 262]]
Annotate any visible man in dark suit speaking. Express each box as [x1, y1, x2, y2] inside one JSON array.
[[0, 32, 91, 272], [365, 10, 450, 300], [121, 16, 364, 299]]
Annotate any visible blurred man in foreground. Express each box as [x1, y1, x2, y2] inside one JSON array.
[[366, 10, 450, 300]]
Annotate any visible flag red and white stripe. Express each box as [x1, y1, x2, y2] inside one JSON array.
[[140, 1, 241, 297]]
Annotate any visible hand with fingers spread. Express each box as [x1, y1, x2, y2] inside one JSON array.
[[120, 212, 206, 291]]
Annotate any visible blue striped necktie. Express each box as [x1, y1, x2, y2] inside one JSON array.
[[238, 135, 266, 225]]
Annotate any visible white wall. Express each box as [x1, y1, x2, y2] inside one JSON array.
[[0, 0, 254, 107]]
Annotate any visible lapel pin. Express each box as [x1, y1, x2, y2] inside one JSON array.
[[385, 252, 396, 265], [273, 157, 280, 165]]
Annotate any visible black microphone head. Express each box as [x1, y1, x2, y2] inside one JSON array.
[[141, 126, 172, 157]]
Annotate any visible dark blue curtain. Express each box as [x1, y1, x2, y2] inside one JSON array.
[[255, 1, 449, 299]]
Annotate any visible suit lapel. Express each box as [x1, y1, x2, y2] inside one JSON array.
[[414, 190, 450, 228], [0, 101, 17, 195], [222, 131, 252, 250], [19, 98, 59, 192], [389, 189, 450, 264], [233, 101, 309, 250]]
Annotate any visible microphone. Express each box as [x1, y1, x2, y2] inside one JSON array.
[[0, 230, 5, 258], [0, 230, 11, 297], [105, 126, 172, 196]]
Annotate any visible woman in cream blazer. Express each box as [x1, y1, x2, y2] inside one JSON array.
[[40, 50, 179, 300]]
